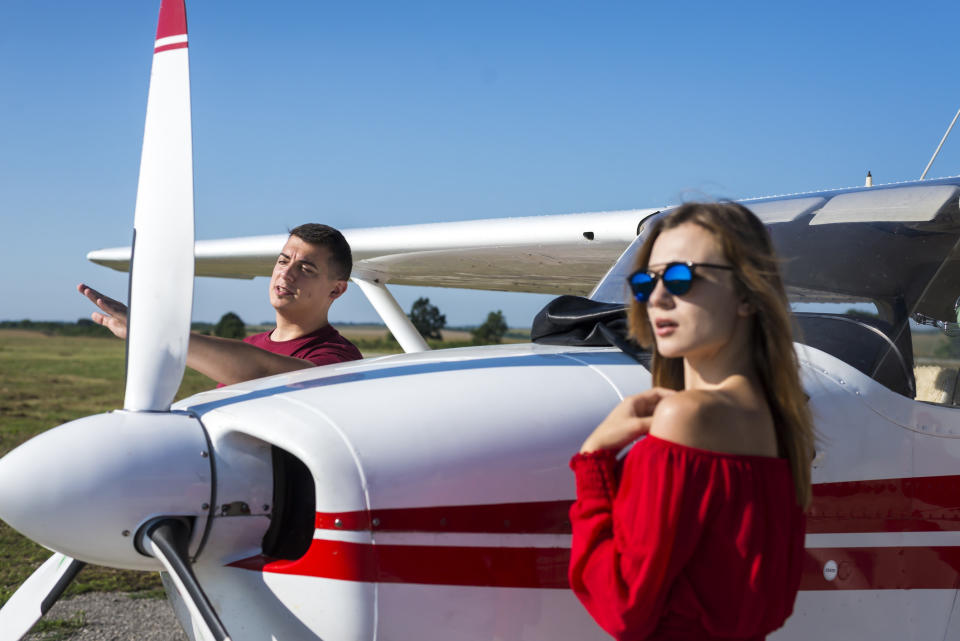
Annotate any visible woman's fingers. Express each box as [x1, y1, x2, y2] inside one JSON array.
[[630, 387, 677, 416]]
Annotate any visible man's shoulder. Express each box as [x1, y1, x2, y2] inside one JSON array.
[[241, 330, 271, 349], [297, 325, 363, 363], [248, 324, 361, 364]]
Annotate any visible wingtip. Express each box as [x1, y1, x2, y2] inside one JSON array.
[[156, 0, 188, 41]]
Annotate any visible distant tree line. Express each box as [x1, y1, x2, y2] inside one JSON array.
[[471, 310, 508, 345], [3, 305, 523, 347], [406, 298, 510, 345], [0, 319, 114, 337], [410, 298, 446, 340], [213, 312, 246, 339], [0, 314, 248, 339]]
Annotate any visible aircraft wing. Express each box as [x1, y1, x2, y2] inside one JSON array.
[[87, 209, 657, 295]]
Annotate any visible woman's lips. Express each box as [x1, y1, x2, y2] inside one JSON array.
[[653, 318, 677, 337]]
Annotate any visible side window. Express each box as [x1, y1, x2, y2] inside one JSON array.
[[792, 308, 914, 398], [769, 185, 960, 402], [912, 324, 960, 405], [911, 290, 960, 406]]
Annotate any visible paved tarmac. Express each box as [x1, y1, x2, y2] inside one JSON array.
[[26, 592, 187, 641]]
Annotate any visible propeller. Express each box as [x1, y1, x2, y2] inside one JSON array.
[[125, 0, 195, 412], [0, 554, 85, 641], [0, 2, 230, 639]]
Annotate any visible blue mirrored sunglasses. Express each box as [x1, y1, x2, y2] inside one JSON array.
[[627, 261, 734, 302]]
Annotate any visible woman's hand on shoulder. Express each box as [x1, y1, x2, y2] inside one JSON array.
[[579, 388, 676, 454]]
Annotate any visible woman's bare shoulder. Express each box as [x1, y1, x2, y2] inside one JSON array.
[[649, 390, 719, 444], [649, 389, 769, 455]]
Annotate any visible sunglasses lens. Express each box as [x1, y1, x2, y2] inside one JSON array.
[[629, 272, 655, 302], [662, 263, 693, 296]]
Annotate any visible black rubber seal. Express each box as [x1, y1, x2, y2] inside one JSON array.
[[147, 519, 230, 641]]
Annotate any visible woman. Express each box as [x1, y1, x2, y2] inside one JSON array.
[[568, 202, 813, 641]]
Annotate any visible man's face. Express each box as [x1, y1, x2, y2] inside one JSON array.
[[269, 236, 345, 318]]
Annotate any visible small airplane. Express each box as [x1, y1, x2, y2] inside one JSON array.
[[3, 1, 960, 640]]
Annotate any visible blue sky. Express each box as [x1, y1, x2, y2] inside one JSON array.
[[2, 1, 959, 327]]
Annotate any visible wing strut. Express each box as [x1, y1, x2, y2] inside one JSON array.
[[920, 106, 960, 180], [351, 277, 429, 353]]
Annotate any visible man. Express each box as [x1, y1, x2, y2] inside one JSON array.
[[79, 223, 362, 386]]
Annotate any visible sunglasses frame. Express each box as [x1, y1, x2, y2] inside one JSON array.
[[627, 261, 734, 302]]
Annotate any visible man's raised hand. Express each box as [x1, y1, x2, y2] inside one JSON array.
[[77, 283, 129, 339]]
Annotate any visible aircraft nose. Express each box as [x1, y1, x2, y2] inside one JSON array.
[[0, 411, 213, 571]]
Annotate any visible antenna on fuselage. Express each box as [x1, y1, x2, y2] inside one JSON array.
[[920, 106, 960, 180]]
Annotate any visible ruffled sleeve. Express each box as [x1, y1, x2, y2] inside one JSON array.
[[568, 439, 711, 641]]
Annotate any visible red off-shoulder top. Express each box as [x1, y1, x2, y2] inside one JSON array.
[[569, 434, 805, 641]]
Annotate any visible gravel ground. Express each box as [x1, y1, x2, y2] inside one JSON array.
[[27, 592, 188, 641]]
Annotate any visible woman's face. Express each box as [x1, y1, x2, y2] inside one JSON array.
[[645, 222, 748, 361]]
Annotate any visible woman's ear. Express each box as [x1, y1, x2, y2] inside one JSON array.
[[737, 298, 755, 317]]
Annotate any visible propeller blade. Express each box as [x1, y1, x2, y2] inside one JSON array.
[[124, 0, 195, 411], [1, 3, 199, 636], [141, 519, 231, 641], [0, 553, 85, 641]]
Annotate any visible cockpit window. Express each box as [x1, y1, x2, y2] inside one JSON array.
[[591, 182, 960, 401]]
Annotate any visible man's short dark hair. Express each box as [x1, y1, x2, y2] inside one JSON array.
[[289, 223, 352, 280]]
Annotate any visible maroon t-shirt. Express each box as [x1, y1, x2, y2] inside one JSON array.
[[243, 324, 363, 366]]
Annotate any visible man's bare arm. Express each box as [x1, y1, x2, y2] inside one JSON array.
[[185, 333, 312, 385], [79, 283, 313, 385]]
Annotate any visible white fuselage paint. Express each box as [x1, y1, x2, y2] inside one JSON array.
[[153, 340, 960, 641]]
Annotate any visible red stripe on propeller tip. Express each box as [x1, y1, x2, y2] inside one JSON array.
[[154, 42, 188, 54], [156, 0, 187, 41]]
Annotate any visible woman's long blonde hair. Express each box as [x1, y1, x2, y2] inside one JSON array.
[[628, 202, 814, 507]]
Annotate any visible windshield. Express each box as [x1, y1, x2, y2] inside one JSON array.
[[591, 181, 960, 400]]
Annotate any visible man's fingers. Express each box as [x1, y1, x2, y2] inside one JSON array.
[[78, 282, 102, 302], [79, 284, 109, 311], [78, 283, 127, 318], [91, 311, 128, 340]]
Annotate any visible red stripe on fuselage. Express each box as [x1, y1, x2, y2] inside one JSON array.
[[156, 0, 188, 41], [231, 542, 960, 591], [154, 41, 188, 54], [312, 474, 960, 536], [808, 474, 960, 533], [229, 475, 960, 588], [315, 500, 572, 534], [232, 540, 570, 588]]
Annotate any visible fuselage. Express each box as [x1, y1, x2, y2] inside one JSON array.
[[160, 335, 960, 641]]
